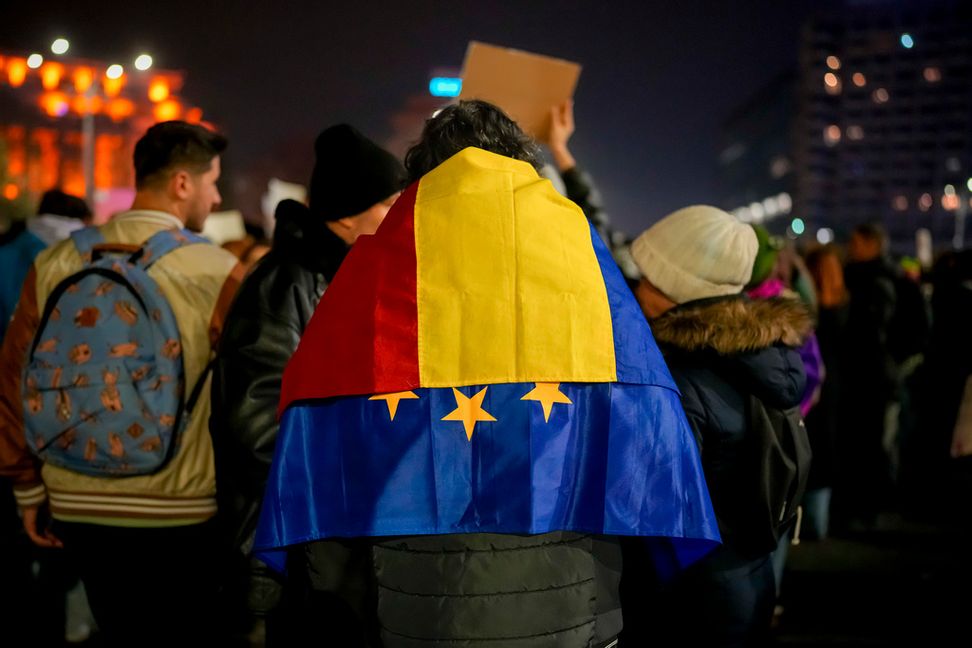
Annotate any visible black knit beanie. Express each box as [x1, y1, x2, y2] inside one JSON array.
[[308, 124, 406, 221]]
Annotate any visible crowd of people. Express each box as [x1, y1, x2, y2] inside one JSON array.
[[0, 99, 969, 648]]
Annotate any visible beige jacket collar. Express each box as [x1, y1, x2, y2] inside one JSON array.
[[112, 210, 185, 230]]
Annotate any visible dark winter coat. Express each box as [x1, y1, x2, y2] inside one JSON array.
[[805, 304, 848, 489], [288, 532, 623, 647], [621, 296, 810, 648], [650, 296, 810, 554], [843, 257, 902, 403], [210, 199, 349, 613]]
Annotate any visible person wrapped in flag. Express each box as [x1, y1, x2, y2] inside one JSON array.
[[254, 100, 720, 647]]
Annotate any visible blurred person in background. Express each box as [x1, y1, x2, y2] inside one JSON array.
[[0, 190, 92, 341], [803, 245, 850, 540], [840, 223, 929, 531], [0, 188, 92, 645], [222, 221, 272, 274]]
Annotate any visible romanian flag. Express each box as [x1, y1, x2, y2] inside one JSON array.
[[254, 148, 720, 573]]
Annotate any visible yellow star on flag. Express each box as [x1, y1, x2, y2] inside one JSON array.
[[369, 391, 420, 421], [442, 387, 496, 441], [521, 383, 573, 422]]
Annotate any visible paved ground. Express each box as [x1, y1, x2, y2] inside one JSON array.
[[772, 470, 971, 646]]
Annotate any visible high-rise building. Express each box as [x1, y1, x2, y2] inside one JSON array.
[[721, 0, 972, 251], [717, 73, 799, 235]]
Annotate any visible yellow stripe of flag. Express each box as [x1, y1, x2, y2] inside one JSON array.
[[414, 148, 616, 387]]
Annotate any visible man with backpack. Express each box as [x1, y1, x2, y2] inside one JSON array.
[[624, 205, 811, 647], [0, 121, 243, 646]]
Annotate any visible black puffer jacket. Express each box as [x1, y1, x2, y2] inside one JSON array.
[[649, 296, 810, 555], [287, 532, 622, 648], [211, 199, 349, 611]]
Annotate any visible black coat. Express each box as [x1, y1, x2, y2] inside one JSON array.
[[842, 257, 901, 403], [805, 304, 848, 489], [211, 199, 349, 612], [288, 532, 622, 647]]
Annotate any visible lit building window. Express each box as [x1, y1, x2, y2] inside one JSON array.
[[923, 67, 942, 83], [770, 156, 791, 179], [847, 125, 864, 140], [852, 72, 866, 87], [892, 195, 908, 211], [826, 55, 841, 70], [824, 125, 842, 146], [918, 193, 933, 211], [873, 88, 890, 104], [824, 72, 841, 94]]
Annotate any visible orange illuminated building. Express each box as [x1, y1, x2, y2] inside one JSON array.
[[0, 48, 206, 215]]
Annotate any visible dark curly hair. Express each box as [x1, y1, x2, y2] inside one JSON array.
[[404, 100, 543, 183]]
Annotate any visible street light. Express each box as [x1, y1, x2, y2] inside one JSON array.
[[51, 38, 70, 55], [105, 64, 124, 79], [134, 54, 153, 71], [27, 53, 44, 68]]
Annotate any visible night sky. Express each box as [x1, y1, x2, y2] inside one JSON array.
[[1, 0, 837, 235]]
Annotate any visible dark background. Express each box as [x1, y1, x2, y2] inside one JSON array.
[[0, 0, 838, 234]]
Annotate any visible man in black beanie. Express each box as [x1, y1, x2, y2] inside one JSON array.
[[210, 124, 404, 643]]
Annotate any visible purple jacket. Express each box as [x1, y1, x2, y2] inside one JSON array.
[[748, 279, 823, 416]]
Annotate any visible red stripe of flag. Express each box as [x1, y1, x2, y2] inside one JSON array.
[[279, 182, 420, 412]]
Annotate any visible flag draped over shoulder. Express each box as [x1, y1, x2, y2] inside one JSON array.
[[255, 147, 720, 573]]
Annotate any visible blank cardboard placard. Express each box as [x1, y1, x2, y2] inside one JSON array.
[[459, 41, 581, 144]]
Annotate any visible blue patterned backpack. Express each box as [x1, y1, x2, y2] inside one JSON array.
[[22, 227, 208, 476]]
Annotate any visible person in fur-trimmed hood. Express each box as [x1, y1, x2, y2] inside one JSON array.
[[621, 205, 812, 648]]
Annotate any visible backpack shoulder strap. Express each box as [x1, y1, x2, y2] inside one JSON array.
[[137, 228, 209, 270], [69, 226, 106, 260]]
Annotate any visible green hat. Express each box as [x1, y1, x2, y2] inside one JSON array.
[[748, 224, 784, 287]]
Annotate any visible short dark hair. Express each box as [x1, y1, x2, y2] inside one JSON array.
[[133, 121, 228, 189], [404, 100, 542, 183], [852, 222, 888, 250], [38, 190, 91, 220]]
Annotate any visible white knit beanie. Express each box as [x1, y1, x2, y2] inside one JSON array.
[[630, 205, 758, 305]]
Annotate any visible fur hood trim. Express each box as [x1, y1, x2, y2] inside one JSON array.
[[651, 296, 812, 355]]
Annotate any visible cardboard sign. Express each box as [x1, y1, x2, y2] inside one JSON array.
[[458, 41, 581, 144]]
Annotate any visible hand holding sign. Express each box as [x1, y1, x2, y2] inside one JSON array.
[[458, 42, 581, 145], [548, 100, 577, 171]]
